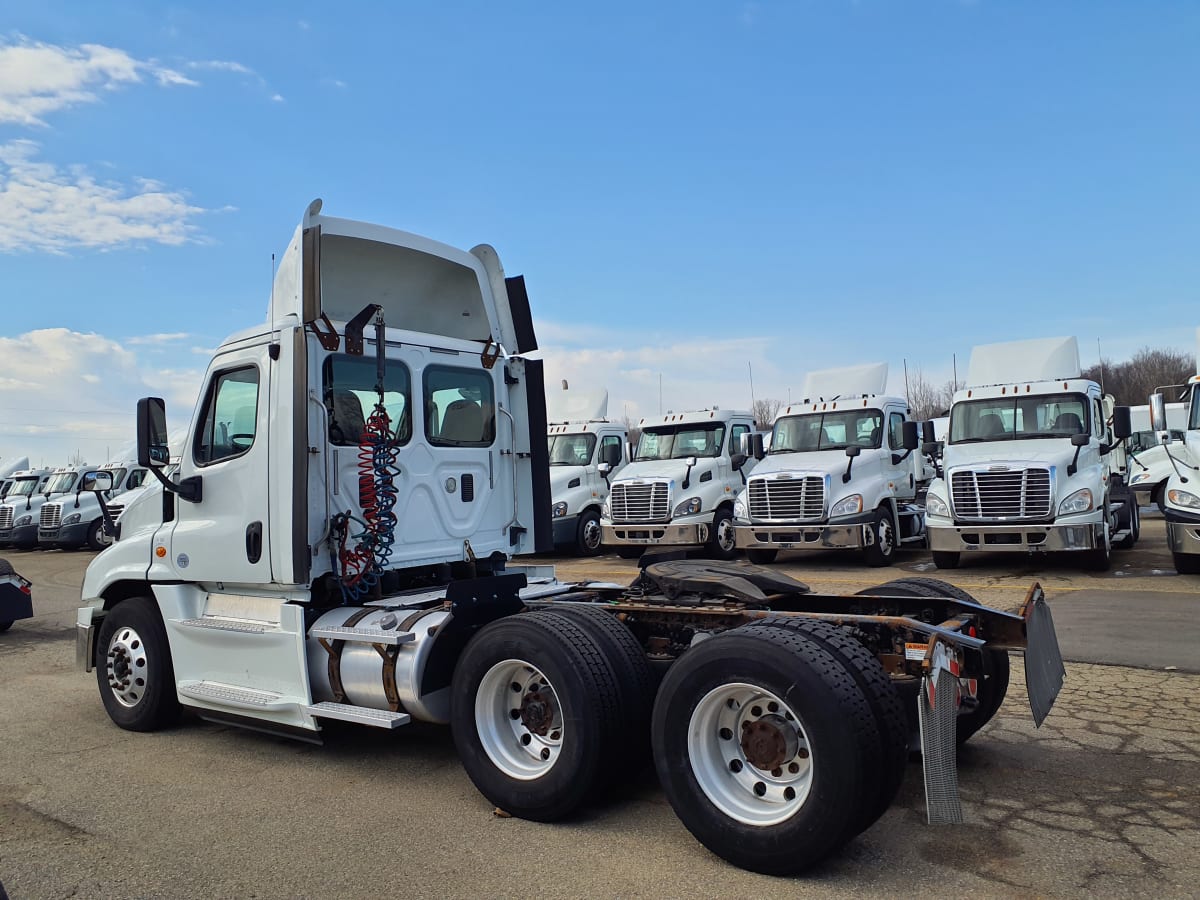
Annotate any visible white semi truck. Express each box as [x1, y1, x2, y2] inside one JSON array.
[[0, 467, 56, 548], [600, 408, 757, 559], [38, 461, 148, 550], [0, 457, 31, 500], [925, 337, 1136, 571], [1125, 401, 1188, 512], [546, 389, 628, 555], [76, 202, 1067, 875], [1151, 330, 1200, 574], [732, 363, 929, 566]]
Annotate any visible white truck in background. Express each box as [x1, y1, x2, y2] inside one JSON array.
[[600, 407, 757, 559], [0, 457, 31, 500], [1150, 328, 1200, 574], [0, 467, 61, 548], [546, 389, 628, 555], [73, 201, 1069, 877], [1125, 401, 1188, 512], [732, 363, 928, 566], [925, 337, 1135, 571], [38, 461, 149, 550]]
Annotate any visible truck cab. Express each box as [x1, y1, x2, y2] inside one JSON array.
[[732, 363, 927, 567], [1126, 401, 1188, 511], [548, 418, 628, 555], [39, 461, 148, 550], [1153, 355, 1200, 573], [925, 337, 1135, 571], [600, 407, 756, 559], [0, 467, 61, 548]]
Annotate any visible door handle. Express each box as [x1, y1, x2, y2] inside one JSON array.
[[246, 521, 263, 564]]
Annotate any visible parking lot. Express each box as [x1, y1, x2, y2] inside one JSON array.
[[1, 515, 1198, 899]]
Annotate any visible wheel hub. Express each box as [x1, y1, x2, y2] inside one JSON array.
[[740, 714, 798, 771], [105, 626, 147, 708], [476, 660, 564, 780], [520, 690, 554, 736]]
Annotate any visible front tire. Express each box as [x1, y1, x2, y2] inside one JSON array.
[[86, 519, 112, 551], [862, 506, 897, 567], [95, 597, 180, 731], [575, 509, 603, 556], [1174, 553, 1200, 575], [1082, 514, 1112, 572], [615, 546, 644, 560], [1114, 500, 1138, 550], [707, 507, 738, 560], [932, 550, 960, 569], [652, 626, 886, 875], [450, 611, 625, 821], [746, 548, 778, 565]]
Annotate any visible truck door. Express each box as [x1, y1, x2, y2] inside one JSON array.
[[885, 409, 917, 499], [162, 342, 273, 585]]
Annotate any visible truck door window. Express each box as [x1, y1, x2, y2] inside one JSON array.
[[323, 355, 412, 446], [126, 469, 147, 489], [194, 366, 260, 465], [887, 413, 905, 450], [729, 424, 749, 456], [548, 433, 596, 465], [424, 365, 495, 447], [600, 434, 623, 464]]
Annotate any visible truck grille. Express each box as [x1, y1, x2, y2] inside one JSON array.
[[40, 504, 62, 529], [747, 474, 825, 521], [610, 481, 670, 522], [108, 504, 125, 522], [951, 468, 1052, 521], [0, 507, 12, 530]]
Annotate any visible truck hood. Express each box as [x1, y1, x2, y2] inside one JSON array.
[[614, 460, 698, 483], [751, 450, 855, 478], [944, 438, 1081, 471]]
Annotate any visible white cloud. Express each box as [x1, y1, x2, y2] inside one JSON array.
[[187, 59, 253, 75], [270, 93, 285, 103], [126, 332, 190, 346], [0, 36, 195, 126], [0, 140, 208, 252], [0, 328, 204, 465]]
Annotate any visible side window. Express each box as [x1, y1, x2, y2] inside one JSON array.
[[126, 469, 147, 489], [424, 365, 495, 447], [194, 366, 260, 466], [888, 413, 906, 450], [1093, 399, 1104, 438], [600, 434, 623, 464], [323, 355, 412, 447], [730, 424, 750, 456]]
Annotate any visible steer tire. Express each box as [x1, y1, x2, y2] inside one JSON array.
[[95, 597, 180, 732], [450, 610, 624, 822], [862, 506, 897, 567], [1174, 553, 1200, 575], [746, 549, 778, 565], [575, 509, 603, 556], [932, 550, 960, 569], [857, 578, 1010, 745], [739, 617, 908, 836], [553, 604, 656, 779], [86, 520, 110, 552], [706, 507, 738, 561], [651, 625, 882, 875], [615, 546, 644, 560]]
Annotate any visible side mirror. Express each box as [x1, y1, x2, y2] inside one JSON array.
[[921, 420, 936, 443], [597, 462, 612, 477], [137, 398, 170, 468], [1149, 393, 1168, 436], [730, 452, 747, 472], [741, 432, 765, 460], [1111, 406, 1131, 440], [600, 443, 621, 468], [902, 421, 920, 451], [1070, 432, 1089, 447], [685, 455, 698, 468], [81, 471, 114, 493], [922, 440, 944, 458], [845, 445, 862, 458]]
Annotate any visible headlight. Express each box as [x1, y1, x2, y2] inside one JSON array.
[[1058, 488, 1093, 515], [829, 494, 863, 518], [926, 493, 949, 518], [1131, 471, 1151, 484], [63, 513, 82, 525], [15, 515, 32, 526], [673, 497, 702, 517], [733, 497, 747, 519], [552, 501, 568, 518], [1167, 489, 1200, 509], [601, 499, 610, 519]]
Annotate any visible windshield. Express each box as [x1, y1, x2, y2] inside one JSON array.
[[1129, 429, 1186, 454], [770, 409, 884, 453], [9, 478, 39, 497], [44, 472, 79, 493], [636, 423, 727, 460], [1191, 385, 1200, 431], [105, 467, 128, 488], [950, 393, 1089, 443], [547, 433, 596, 466]]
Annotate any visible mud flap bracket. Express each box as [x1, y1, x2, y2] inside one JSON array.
[[919, 645, 964, 825]]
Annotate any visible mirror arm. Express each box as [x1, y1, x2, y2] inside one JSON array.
[[148, 466, 203, 504], [682, 459, 695, 490], [842, 457, 855, 484], [1067, 444, 1083, 477]]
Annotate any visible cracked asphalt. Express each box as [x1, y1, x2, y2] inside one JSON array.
[[1, 514, 1197, 898]]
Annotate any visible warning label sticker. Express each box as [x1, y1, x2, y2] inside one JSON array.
[[904, 642, 928, 661]]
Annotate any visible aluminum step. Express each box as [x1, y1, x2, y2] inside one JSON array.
[[177, 680, 291, 711], [179, 617, 271, 634], [303, 702, 410, 729], [309, 625, 414, 646]]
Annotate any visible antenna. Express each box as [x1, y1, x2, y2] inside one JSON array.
[[748, 361, 756, 411], [903, 358, 911, 406], [952, 353, 958, 388], [1097, 338, 1106, 393], [269, 253, 277, 327]]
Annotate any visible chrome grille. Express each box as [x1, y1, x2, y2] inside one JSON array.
[[950, 468, 1052, 520], [0, 507, 12, 530], [108, 504, 126, 522], [748, 474, 825, 521], [40, 504, 62, 529], [610, 481, 670, 522]]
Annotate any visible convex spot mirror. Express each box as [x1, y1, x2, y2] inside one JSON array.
[[137, 397, 170, 468], [81, 471, 113, 493], [845, 445, 862, 458], [597, 462, 612, 477], [902, 421, 920, 451]]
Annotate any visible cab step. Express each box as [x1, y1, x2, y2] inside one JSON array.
[[309, 625, 414, 646], [303, 701, 410, 729], [179, 617, 271, 634], [177, 680, 291, 711]]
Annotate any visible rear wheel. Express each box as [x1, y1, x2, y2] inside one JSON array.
[[95, 597, 180, 731], [862, 507, 897, 567], [575, 509, 603, 556], [932, 550, 960, 569], [652, 626, 884, 875], [746, 548, 778, 565], [450, 611, 625, 821]]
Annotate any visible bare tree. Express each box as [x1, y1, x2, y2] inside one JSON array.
[[905, 368, 961, 421], [752, 398, 784, 430], [68, 449, 87, 466], [1082, 346, 1195, 405], [620, 414, 641, 449]]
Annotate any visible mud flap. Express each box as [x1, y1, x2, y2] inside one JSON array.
[[1022, 587, 1065, 728], [0, 560, 33, 624], [919, 664, 963, 825]]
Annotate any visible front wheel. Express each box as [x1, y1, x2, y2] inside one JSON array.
[[861, 507, 897, 567], [746, 548, 778, 565], [86, 519, 112, 551], [615, 546, 644, 560], [932, 550, 960, 569], [1174, 553, 1200, 575], [1114, 500, 1138, 550], [95, 597, 180, 731], [1082, 516, 1111, 572], [575, 509, 603, 556], [707, 507, 738, 561]]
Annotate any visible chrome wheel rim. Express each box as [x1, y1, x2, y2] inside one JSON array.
[[582, 517, 602, 552], [716, 517, 736, 553], [687, 682, 813, 826], [476, 659, 564, 780], [105, 626, 148, 708], [878, 516, 894, 555]]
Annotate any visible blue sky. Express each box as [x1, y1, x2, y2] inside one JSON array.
[[1, 2, 1198, 464]]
